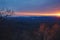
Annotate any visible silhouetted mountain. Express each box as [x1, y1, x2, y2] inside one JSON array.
[[0, 16, 60, 40], [0, 16, 60, 29], [7, 16, 60, 22]]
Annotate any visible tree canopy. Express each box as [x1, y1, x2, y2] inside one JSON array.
[[0, 9, 14, 17]]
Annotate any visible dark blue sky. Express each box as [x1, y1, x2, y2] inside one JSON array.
[[0, 0, 60, 12]]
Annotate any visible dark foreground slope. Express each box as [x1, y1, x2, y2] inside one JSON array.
[[0, 16, 60, 40]]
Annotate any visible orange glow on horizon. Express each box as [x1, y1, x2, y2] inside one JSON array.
[[14, 12, 60, 17]]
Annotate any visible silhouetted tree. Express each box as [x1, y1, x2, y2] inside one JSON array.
[[0, 9, 15, 24]]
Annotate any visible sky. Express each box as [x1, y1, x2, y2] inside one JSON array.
[[0, 0, 60, 16]]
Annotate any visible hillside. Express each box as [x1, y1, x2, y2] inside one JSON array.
[[0, 16, 60, 40]]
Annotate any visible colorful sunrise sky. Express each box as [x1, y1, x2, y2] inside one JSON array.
[[0, 0, 60, 16]]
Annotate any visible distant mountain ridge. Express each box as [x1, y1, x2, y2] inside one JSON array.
[[6, 16, 60, 23]]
